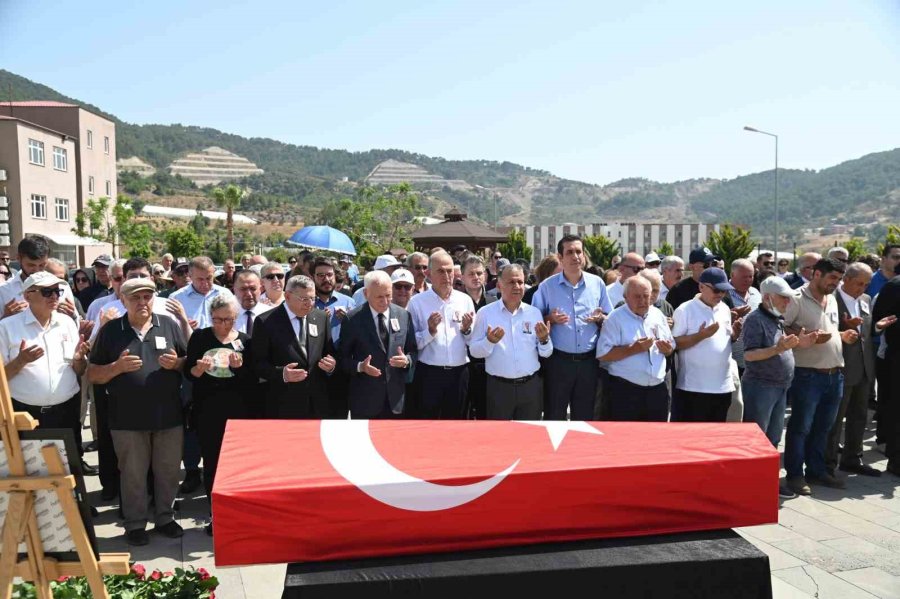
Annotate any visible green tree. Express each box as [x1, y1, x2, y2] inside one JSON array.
[[164, 226, 204, 259], [655, 241, 675, 257], [841, 238, 868, 261], [706, 224, 757, 272], [71, 212, 87, 237], [582, 235, 620, 269], [497, 229, 532, 263], [113, 196, 152, 258], [876, 225, 900, 256], [314, 183, 424, 262], [212, 184, 244, 259]]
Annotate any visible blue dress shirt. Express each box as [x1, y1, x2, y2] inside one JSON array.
[[532, 271, 613, 353], [169, 284, 233, 329], [315, 293, 356, 346]]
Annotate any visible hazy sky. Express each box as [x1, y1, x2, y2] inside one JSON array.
[[2, 0, 898, 185]]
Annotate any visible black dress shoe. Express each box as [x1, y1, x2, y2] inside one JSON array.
[[839, 463, 881, 477], [154, 521, 184, 538], [886, 463, 900, 477], [205, 522, 213, 537], [126, 529, 150, 546], [100, 487, 118, 501], [81, 461, 99, 476], [82, 440, 98, 453]]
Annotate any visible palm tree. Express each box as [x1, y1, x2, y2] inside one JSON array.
[[213, 184, 244, 259]]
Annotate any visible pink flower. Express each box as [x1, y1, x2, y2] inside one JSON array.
[[150, 570, 161, 580], [56, 576, 70, 582], [198, 567, 210, 580], [132, 564, 146, 579]]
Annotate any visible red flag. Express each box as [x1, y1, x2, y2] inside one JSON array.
[[212, 420, 778, 566]]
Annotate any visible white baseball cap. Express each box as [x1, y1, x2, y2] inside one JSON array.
[[23, 271, 66, 290], [760, 276, 799, 298], [373, 254, 401, 270], [644, 252, 661, 264], [391, 268, 414, 286]]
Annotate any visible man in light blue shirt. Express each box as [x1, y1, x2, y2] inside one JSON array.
[[532, 234, 613, 420], [470, 264, 552, 419], [169, 256, 234, 330], [597, 276, 674, 421]]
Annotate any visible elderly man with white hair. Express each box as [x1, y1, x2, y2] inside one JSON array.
[[606, 252, 645, 307], [826, 246, 850, 264], [597, 276, 675, 421], [658, 255, 684, 303], [340, 271, 416, 418]]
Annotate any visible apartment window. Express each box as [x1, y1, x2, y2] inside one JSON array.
[[28, 139, 45, 165], [88, 176, 95, 195], [55, 198, 69, 221], [86, 130, 93, 149], [105, 180, 111, 196], [52, 146, 68, 171], [104, 136, 110, 154], [30, 194, 47, 219]]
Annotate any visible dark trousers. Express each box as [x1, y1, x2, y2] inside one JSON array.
[[486, 374, 542, 420], [785, 368, 843, 479], [415, 363, 469, 419], [328, 374, 350, 419], [826, 375, 871, 471], [606, 376, 669, 422], [544, 351, 599, 421], [195, 408, 237, 501], [875, 356, 889, 444], [181, 380, 201, 473], [94, 385, 119, 493], [12, 392, 82, 452], [674, 389, 732, 422], [467, 360, 488, 419]]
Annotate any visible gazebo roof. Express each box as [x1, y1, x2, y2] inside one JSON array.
[[411, 209, 506, 244]]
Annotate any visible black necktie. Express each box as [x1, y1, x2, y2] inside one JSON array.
[[378, 313, 389, 352], [297, 316, 308, 362], [245, 310, 254, 336]]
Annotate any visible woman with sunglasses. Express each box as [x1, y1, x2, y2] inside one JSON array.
[[0, 265, 11, 282], [259, 262, 286, 307]]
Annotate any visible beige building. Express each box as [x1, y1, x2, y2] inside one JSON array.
[[0, 101, 116, 265]]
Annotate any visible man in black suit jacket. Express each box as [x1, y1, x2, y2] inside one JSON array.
[[872, 269, 900, 476], [340, 271, 417, 419], [252, 275, 336, 418], [784, 252, 821, 290]]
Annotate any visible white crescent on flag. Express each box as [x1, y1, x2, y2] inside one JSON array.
[[320, 420, 519, 512], [319, 420, 602, 512]]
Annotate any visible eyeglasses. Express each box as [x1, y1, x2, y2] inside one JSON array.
[[74, 276, 89, 283], [701, 284, 726, 295], [112, 275, 124, 282], [290, 294, 314, 304], [30, 287, 64, 298], [412, 265, 428, 271], [314, 272, 334, 279], [212, 317, 235, 325], [264, 273, 285, 280], [620, 264, 644, 274]]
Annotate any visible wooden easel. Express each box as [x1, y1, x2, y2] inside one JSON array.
[[0, 358, 130, 599]]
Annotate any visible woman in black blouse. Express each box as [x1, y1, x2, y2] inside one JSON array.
[[185, 295, 254, 535]]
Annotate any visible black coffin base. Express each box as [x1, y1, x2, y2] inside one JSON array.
[[282, 529, 772, 599]]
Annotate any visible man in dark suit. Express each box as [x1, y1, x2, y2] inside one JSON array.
[[873, 266, 900, 477], [784, 252, 821, 290], [340, 271, 417, 419], [252, 275, 336, 418], [826, 263, 879, 476]]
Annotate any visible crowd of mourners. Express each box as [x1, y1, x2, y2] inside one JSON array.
[[2, 232, 899, 546]]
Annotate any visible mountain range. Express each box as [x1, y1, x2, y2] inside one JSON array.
[[2, 69, 898, 240]]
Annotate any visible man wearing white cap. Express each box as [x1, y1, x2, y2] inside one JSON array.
[[352, 254, 401, 305], [644, 252, 661, 269], [390, 268, 415, 309], [0, 271, 90, 452]]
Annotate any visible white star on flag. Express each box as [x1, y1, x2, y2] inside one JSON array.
[[515, 421, 603, 451]]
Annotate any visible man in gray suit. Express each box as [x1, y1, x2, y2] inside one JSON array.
[[826, 262, 879, 476], [340, 271, 417, 419]]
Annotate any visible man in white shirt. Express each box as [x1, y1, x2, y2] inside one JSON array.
[[0, 271, 90, 452], [232, 270, 272, 336], [469, 264, 552, 419], [606, 252, 646, 307], [597, 276, 674, 421], [0, 235, 78, 322], [407, 251, 476, 418], [672, 268, 743, 422]]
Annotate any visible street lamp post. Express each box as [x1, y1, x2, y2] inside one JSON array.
[[743, 126, 779, 261]]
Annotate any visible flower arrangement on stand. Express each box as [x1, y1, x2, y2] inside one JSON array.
[[12, 564, 219, 598]]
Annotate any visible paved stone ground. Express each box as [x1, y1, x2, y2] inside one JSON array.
[[80, 411, 900, 599]]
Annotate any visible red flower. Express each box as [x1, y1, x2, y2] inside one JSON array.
[[56, 576, 70, 582], [163, 571, 174, 577], [132, 564, 146, 579], [150, 570, 161, 580], [198, 567, 210, 580]]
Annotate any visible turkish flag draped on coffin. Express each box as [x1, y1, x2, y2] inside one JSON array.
[[212, 420, 778, 566]]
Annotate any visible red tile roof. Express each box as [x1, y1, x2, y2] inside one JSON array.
[[0, 101, 76, 107]]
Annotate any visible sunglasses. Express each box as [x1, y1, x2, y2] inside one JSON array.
[[701, 284, 726, 295], [620, 264, 644, 274], [264, 273, 285, 280], [74, 276, 89, 283], [31, 287, 64, 298], [412, 265, 428, 271], [763, 261, 775, 267], [288, 259, 297, 264], [112, 275, 124, 282]]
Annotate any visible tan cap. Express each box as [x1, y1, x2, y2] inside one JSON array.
[[121, 277, 157, 296]]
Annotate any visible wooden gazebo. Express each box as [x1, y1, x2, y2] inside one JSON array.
[[411, 209, 506, 253]]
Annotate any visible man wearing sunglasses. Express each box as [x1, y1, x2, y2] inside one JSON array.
[[159, 258, 191, 299], [0, 271, 90, 468], [406, 252, 431, 295], [606, 252, 646, 307], [79, 254, 115, 310], [0, 235, 79, 322], [672, 267, 743, 422], [259, 262, 287, 307], [665, 246, 719, 310]]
